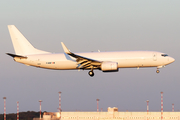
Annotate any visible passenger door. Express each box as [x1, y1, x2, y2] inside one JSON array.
[[153, 53, 157, 61]]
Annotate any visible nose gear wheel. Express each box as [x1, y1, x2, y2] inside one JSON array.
[[156, 69, 160, 73]]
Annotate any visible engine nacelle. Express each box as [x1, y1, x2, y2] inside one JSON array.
[[101, 62, 118, 72]]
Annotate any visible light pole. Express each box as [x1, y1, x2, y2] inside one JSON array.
[[161, 92, 163, 120], [146, 100, 149, 114], [172, 103, 174, 112], [96, 99, 100, 112], [59, 92, 62, 120], [17, 101, 19, 120], [3, 97, 6, 120], [39, 100, 42, 120]]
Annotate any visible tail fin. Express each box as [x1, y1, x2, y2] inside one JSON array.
[[8, 25, 50, 55]]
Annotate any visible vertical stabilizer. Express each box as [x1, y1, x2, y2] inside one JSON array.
[[8, 25, 49, 55]]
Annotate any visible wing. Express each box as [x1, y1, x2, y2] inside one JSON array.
[[61, 42, 102, 69]]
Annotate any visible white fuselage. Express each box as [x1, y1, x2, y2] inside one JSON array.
[[7, 25, 175, 76], [14, 51, 174, 70]]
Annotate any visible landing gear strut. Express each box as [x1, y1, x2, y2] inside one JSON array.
[[88, 71, 94, 77], [88, 66, 94, 77]]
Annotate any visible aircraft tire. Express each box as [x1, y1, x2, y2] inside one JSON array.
[[156, 70, 160, 73], [88, 71, 94, 77]]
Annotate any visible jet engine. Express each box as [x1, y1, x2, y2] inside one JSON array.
[[101, 62, 118, 72]]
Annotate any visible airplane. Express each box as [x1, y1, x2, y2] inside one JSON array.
[[6, 25, 175, 77]]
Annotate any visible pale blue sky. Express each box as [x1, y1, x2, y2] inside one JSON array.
[[0, 0, 180, 113]]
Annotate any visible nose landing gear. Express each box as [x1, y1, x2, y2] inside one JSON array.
[[156, 69, 160, 73]]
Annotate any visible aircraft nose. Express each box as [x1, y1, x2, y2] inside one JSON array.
[[169, 57, 175, 63]]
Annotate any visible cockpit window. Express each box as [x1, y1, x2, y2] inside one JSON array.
[[161, 54, 168, 57]]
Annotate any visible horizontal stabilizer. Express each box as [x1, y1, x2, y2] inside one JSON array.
[[6, 53, 27, 59]]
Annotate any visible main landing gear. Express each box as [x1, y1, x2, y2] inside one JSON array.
[[88, 66, 94, 77], [88, 71, 94, 77]]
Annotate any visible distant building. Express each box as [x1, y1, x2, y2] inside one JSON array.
[[107, 107, 118, 112], [33, 107, 180, 120]]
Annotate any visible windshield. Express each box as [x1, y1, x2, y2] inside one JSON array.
[[161, 54, 168, 57]]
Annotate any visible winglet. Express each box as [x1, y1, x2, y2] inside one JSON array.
[[61, 42, 71, 54]]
